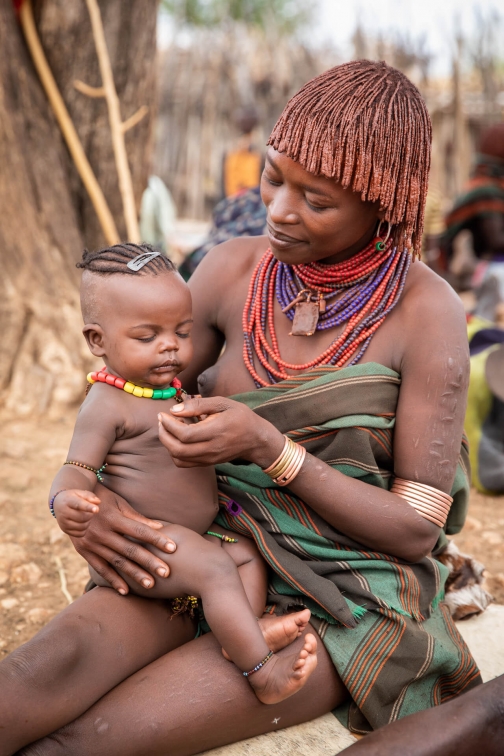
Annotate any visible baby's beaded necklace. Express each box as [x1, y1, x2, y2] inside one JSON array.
[[87, 368, 185, 400], [243, 238, 410, 387]]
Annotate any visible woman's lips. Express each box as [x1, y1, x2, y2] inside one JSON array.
[[267, 225, 305, 249]]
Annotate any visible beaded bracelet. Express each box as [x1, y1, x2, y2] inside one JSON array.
[[262, 436, 306, 487], [49, 489, 67, 518], [64, 460, 107, 483], [391, 477, 453, 527], [242, 650, 274, 677]]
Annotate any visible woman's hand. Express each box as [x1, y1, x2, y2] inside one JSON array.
[[69, 484, 177, 595], [158, 396, 285, 469]]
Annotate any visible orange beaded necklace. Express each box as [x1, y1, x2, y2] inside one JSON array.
[[243, 240, 410, 387]]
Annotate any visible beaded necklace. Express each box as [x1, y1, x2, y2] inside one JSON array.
[[87, 368, 185, 400], [243, 239, 410, 387]]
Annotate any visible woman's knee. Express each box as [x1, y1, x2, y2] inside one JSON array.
[[2, 610, 102, 688]]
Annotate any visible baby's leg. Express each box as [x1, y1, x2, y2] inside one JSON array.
[[93, 524, 317, 704], [205, 526, 313, 656]]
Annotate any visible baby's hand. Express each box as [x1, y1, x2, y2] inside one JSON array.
[[52, 490, 101, 538]]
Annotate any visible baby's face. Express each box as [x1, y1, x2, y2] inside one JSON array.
[[86, 271, 193, 388]]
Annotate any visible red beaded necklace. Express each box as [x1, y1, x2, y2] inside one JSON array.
[[243, 238, 410, 387]]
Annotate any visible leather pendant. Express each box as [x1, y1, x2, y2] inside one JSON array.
[[290, 300, 319, 336]]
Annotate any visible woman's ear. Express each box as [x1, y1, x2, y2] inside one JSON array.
[[82, 324, 106, 357]]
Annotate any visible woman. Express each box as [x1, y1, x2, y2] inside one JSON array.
[[0, 61, 480, 756]]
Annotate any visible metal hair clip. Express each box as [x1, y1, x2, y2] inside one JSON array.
[[126, 250, 161, 271]]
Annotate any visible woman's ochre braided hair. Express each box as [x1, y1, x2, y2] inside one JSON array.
[[77, 243, 176, 275], [268, 60, 432, 257]]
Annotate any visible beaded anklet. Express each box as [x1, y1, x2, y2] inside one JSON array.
[[64, 460, 107, 483], [87, 369, 185, 401], [243, 650, 274, 677], [206, 530, 238, 543]]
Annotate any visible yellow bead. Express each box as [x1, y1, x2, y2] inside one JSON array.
[[143, 388, 154, 398], [123, 382, 135, 394], [87, 373, 96, 384], [132, 386, 144, 397]]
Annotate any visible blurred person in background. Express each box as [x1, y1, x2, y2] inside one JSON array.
[[444, 123, 504, 321], [179, 105, 267, 279], [222, 105, 263, 199]]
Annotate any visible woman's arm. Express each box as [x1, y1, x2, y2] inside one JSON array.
[[158, 277, 469, 563]]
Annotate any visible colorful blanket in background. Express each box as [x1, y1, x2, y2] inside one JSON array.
[[179, 186, 266, 280], [215, 363, 479, 733]]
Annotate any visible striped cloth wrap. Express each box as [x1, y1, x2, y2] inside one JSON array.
[[214, 362, 481, 733]]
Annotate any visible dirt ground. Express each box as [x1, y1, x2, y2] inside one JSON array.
[[1, 410, 503, 659]]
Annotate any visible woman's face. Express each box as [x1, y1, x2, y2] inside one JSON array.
[[261, 147, 383, 265]]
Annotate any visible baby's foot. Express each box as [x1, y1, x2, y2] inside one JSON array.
[[248, 633, 318, 705], [222, 609, 311, 661], [259, 609, 311, 652]]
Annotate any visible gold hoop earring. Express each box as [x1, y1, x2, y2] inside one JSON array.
[[374, 220, 391, 251]]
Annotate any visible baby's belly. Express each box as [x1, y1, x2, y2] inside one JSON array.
[[102, 465, 219, 535]]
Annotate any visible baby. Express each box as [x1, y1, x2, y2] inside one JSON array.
[[50, 243, 317, 705]]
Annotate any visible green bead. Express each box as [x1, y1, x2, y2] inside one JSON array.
[[375, 241, 385, 251], [162, 387, 177, 399], [153, 389, 163, 399]]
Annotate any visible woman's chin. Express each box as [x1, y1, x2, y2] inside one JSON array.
[[268, 236, 309, 263]]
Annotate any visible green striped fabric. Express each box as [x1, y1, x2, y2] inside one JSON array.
[[215, 363, 481, 732]]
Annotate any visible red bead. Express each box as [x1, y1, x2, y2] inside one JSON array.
[[171, 378, 182, 389], [105, 375, 116, 385], [114, 377, 126, 389]]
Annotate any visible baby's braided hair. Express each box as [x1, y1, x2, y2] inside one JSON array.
[[268, 60, 432, 257], [76, 243, 176, 276]]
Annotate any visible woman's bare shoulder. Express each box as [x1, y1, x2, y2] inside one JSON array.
[[402, 261, 466, 330], [397, 261, 468, 371]]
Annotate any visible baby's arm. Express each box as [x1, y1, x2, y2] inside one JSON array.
[[50, 387, 120, 537]]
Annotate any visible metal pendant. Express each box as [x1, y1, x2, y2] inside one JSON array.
[[290, 300, 320, 336]]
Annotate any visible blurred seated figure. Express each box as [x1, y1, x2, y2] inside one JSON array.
[[443, 124, 504, 318], [179, 186, 266, 280], [179, 106, 266, 280], [466, 318, 504, 493]]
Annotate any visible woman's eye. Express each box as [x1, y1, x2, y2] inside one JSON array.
[[138, 335, 156, 343], [306, 199, 329, 212], [263, 172, 281, 187], [177, 332, 190, 339]]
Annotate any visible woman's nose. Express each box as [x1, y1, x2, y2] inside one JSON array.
[[268, 186, 298, 226]]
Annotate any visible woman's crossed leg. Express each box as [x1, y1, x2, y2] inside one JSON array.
[[0, 583, 347, 756]]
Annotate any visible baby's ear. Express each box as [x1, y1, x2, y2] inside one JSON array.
[[82, 324, 106, 357]]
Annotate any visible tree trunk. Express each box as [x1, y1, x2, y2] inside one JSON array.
[[0, 1, 157, 416]]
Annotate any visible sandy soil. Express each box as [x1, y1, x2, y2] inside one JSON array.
[[0, 410, 503, 658]]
